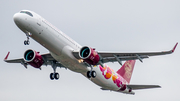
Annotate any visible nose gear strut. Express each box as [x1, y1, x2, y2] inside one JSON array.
[[24, 32, 31, 45]]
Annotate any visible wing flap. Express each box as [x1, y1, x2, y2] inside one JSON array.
[[102, 55, 149, 63], [127, 84, 161, 90]]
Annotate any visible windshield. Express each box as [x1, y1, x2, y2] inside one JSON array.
[[20, 11, 33, 17]]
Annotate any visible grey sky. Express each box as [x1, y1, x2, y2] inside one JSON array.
[[1, 0, 180, 101]]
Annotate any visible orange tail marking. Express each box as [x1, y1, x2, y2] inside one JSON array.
[[116, 60, 136, 84]]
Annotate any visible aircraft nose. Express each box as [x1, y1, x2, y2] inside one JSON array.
[[13, 13, 21, 24]]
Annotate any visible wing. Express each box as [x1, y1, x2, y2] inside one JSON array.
[[127, 84, 161, 90], [73, 43, 178, 64], [4, 52, 65, 69]]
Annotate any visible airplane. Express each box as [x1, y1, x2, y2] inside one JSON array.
[[4, 10, 178, 95]]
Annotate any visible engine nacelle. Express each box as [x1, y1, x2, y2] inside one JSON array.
[[79, 46, 100, 65], [24, 49, 44, 68]]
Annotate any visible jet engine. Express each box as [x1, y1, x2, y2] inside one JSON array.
[[79, 46, 100, 65], [24, 49, 44, 68]]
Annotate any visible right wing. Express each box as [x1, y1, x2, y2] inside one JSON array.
[[127, 84, 161, 90], [4, 52, 65, 69], [73, 43, 178, 64]]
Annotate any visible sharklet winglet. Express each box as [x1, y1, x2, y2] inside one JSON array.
[[172, 42, 178, 52], [4, 52, 10, 60]]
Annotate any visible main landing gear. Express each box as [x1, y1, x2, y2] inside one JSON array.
[[87, 65, 96, 78], [50, 61, 60, 80], [50, 72, 59, 80], [87, 71, 96, 78]]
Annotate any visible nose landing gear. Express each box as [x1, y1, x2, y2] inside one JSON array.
[[24, 37, 30, 45], [24, 32, 31, 45]]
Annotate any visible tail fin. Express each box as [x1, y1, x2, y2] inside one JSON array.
[[116, 60, 136, 84]]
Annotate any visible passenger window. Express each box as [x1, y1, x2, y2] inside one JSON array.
[[20, 11, 33, 17]]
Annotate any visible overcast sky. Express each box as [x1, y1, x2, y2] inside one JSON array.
[[1, 0, 180, 101]]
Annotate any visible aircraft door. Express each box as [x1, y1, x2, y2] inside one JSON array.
[[37, 17, 41, 26]]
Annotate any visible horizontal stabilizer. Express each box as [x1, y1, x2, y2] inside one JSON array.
[[127, 84, 161, 90], [100, 88, 109, 90]]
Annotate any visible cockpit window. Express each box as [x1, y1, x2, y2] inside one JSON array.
[[20, 11, 33, 17]]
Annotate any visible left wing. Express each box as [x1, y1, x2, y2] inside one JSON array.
[[127, 84, 161, 90]]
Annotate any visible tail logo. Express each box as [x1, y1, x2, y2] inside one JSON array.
[[124, 61, 133, 79]]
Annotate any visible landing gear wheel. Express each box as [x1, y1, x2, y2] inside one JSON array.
[[50, 73, 54, 80], [50, 73, 59, 80], [91, 71, 96, 78], [87, 71, 91, 78], [24, 40, 27, 45], [54, 73, 59, 80], [26, 41, 30, 45], [24, 40, 30, 45]]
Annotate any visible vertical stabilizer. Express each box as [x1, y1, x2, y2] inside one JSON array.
[[116, 60, 136, 83]]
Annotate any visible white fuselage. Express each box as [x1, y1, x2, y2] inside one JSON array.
[[13, 10, 131, 93]]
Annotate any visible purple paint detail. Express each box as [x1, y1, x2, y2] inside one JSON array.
[[105, 67, 112, 79], [99, 65, 128, 88], [99, 65, 112, 79], [119, 84, 126, 91], [99, 65, 106, 76], [114, 75, 123, 87]]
